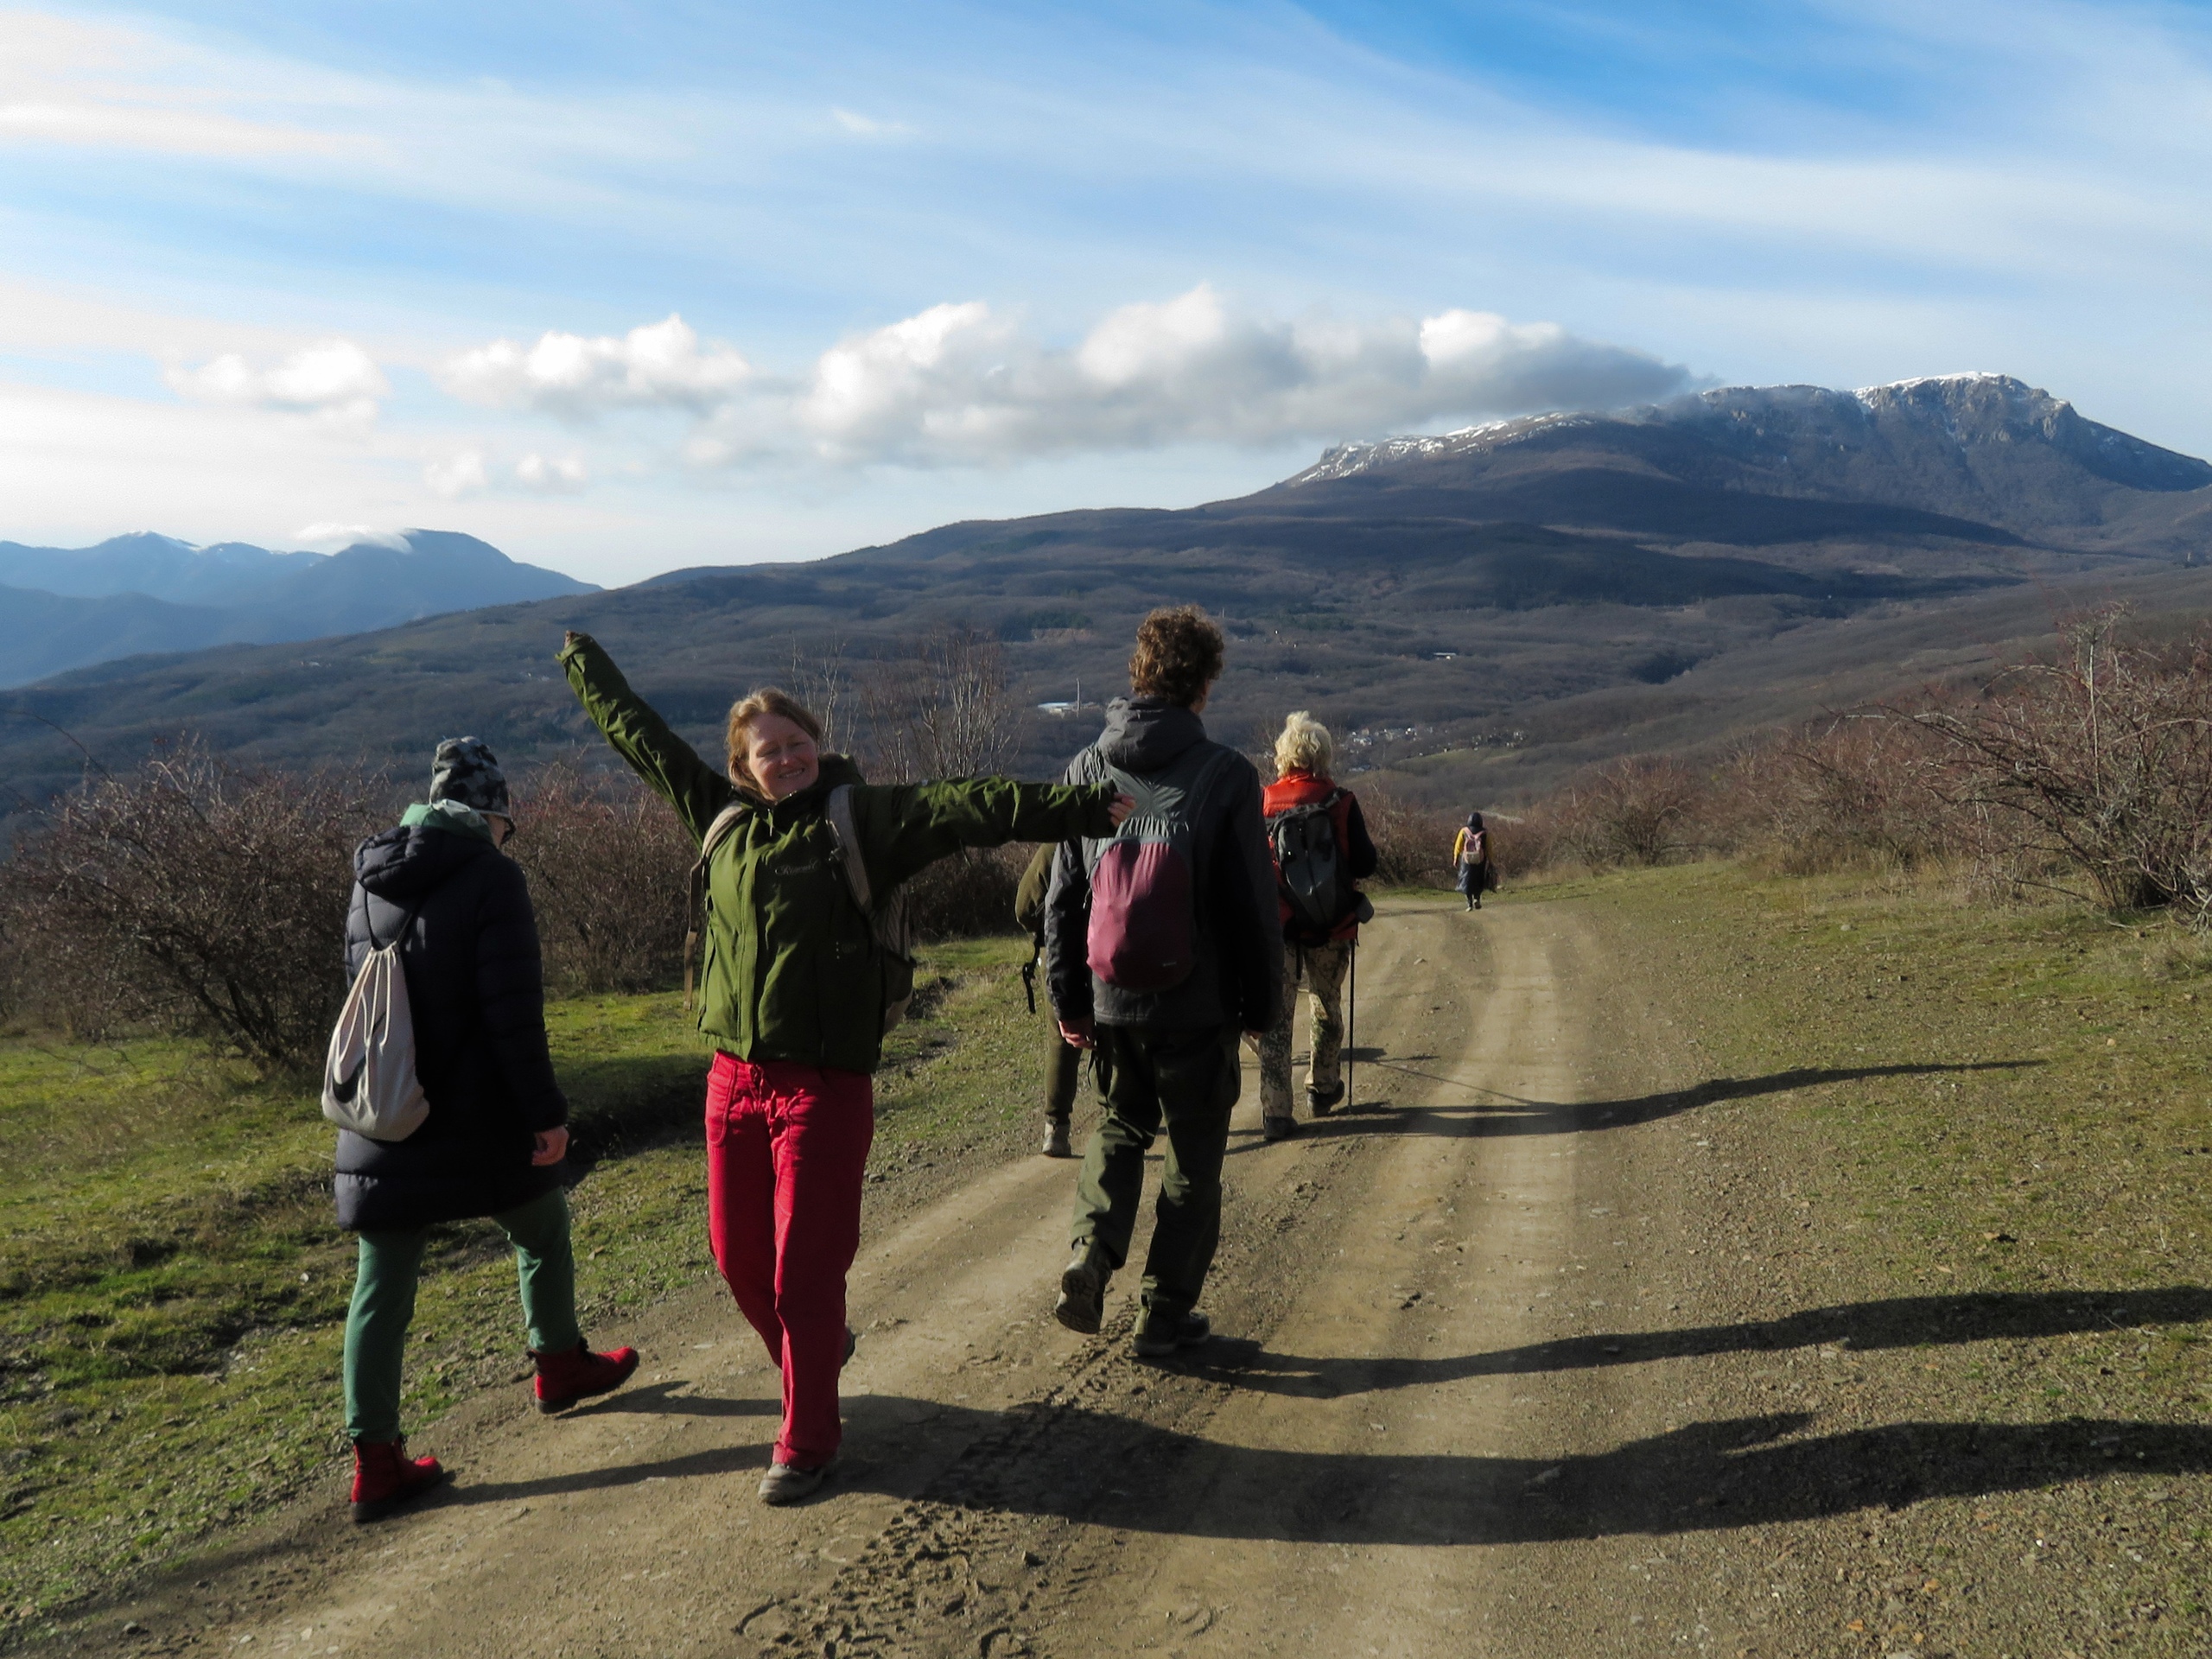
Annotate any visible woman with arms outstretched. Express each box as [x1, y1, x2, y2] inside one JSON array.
[[558, 632, 1128, 1504]]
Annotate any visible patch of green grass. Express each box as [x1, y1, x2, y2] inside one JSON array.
[[0, 938, 1041, 1624]]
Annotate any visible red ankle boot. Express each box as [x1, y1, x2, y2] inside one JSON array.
[[531, 1338, 639, 1414], [350, 1437, 448, 1523]]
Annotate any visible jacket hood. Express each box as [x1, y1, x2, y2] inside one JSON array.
[[355, 819, 496, 903], [1097, 697, 1206, 772]]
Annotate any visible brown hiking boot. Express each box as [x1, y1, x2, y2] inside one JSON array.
[[1054, 1241, 1112, 1334]]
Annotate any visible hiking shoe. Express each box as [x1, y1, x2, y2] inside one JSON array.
[[349, 1436, 448, 1523], [1306, 1081, 1345, 1116], [1041, 1120, 1074, 1159], [1262, 1115, 1297, 1142], [758, 1458, 834, 1506], [531, 1338, 640, 1414], [1133, 1309, 1211, 1358], [1054, 1242, 1112, 1335]]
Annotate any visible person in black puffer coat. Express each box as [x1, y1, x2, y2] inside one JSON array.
[[335, 736, 638, 1523]]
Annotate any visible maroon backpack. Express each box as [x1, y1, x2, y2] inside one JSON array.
[[1084, 745, 1236, 992]]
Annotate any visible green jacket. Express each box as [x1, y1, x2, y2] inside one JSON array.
[[558, 632, 1116, 1073]]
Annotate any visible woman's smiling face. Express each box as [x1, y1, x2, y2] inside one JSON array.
[[743, 712, 821, 801]]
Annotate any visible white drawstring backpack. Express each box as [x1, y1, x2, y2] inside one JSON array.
[[322, 893, 434, 1141]]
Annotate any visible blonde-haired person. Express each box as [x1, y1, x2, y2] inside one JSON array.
[[1256, 712, 1378, 1141], [558, 631, 1130, 1504]]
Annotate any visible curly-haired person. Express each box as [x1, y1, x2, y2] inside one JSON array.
[[1041, 607, 1281, 1356]]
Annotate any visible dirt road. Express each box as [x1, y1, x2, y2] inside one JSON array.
[[59, 893, 1825, 1656]]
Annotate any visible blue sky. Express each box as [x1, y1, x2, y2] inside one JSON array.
[[3, 0, 2209, 584]]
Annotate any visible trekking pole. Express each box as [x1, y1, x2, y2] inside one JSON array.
[[1346, 938, 1357, 1109]]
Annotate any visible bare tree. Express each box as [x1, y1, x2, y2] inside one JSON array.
[[860, 626, 1020, 782], [785, 635, 854, 756]]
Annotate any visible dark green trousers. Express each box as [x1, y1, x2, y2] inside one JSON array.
[[1071, 1023, 1241, 1317], [343, 1185, 580, 1442]]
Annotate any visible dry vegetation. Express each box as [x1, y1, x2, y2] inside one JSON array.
[[1495, 609, 2212, 930]]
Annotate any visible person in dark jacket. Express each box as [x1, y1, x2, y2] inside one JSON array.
[[337, 737, 638, 1524], [1453, 810, 1492, 910], [1015, 842, 1083, 1158], [560, 633, 1129, 1504], [1043, 606, 1281, 1357], [1257, 711, 1378, 1140]]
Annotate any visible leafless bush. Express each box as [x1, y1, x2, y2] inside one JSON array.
[[1719, 716, 1958, 875], [508, 763, 695, 992], [901, 842, 1028, 942], [1353, 785, 1459, 887], [1904, 607, 2212, 914], [0, 742, 385, 1068], [1548, 756, 1708, 870]]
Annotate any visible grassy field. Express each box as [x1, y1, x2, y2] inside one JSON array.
[[0, 935, 1042, 1626]]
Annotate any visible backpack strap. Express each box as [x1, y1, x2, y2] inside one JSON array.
[[683, 801, 750, 1011], [823, 784, 874, 914]]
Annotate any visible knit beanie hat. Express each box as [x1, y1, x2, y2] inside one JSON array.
[[429, 736, 511, 818]]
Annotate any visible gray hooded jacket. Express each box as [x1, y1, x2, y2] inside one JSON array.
[[1042, 697, 1281, 1032]]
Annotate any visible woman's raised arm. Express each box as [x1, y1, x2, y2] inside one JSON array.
[[557, 630, 733, 842]]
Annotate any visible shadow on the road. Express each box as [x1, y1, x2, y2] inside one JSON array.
[[429, 1395, 2212, 1546], [1226, 1060, 2040, 1152], [1175, 1287, 2212, 1396], [563, 1379, 779, 1419]]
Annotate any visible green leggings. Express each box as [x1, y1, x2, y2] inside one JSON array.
[[343, 1186, 581, 1443]]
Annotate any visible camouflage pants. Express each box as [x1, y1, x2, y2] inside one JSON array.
[[1258, 938, 1351, 1120]]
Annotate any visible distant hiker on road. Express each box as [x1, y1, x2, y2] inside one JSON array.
[[1044, 607, 1281, 1357], [1453, 810, 1493, 911], [1016, 842, 1083, 1159], [559, 632, 1129, 1504], [1258, 712, 1377, 1141], [334, 737, 639, 1525]]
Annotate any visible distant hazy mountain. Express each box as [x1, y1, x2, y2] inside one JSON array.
[[0, 531, 595, 687], [3, 374, 2207, 816]]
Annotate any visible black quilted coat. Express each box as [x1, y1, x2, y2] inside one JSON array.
[[334, 817, 568, 1232]]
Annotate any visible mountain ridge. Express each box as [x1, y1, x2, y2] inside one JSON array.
[[3, 372, 2207, 818], [0, 531, 597, 687]]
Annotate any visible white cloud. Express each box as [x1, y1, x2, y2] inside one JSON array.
[[167, 338, 389, 429], [683, 283, 1688, 467], [440, 314, 752, 418], [293, 523, 409, 552], [514, 452, 588, 493], [424, 449, 489, 499]]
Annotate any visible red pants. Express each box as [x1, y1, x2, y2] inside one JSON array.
[[703, 1052, 874, 1468]]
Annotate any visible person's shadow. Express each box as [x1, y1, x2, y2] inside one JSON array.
[[1175, 1286, 2212, 1395], [1230, 1059, 2039, 1150]]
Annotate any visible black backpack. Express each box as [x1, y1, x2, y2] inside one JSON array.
[[1268, 791, 1354, 945]]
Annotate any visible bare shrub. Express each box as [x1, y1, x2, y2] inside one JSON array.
[[1904, 607, 2212, 913], [1720, 716, 1956, 875], [508, 762, 695, 992], [1548, 756, 1707, 870], [0, 743, 385, 1069], [1354, 785, 1460, 887], [902, 842, 1027, 942]]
